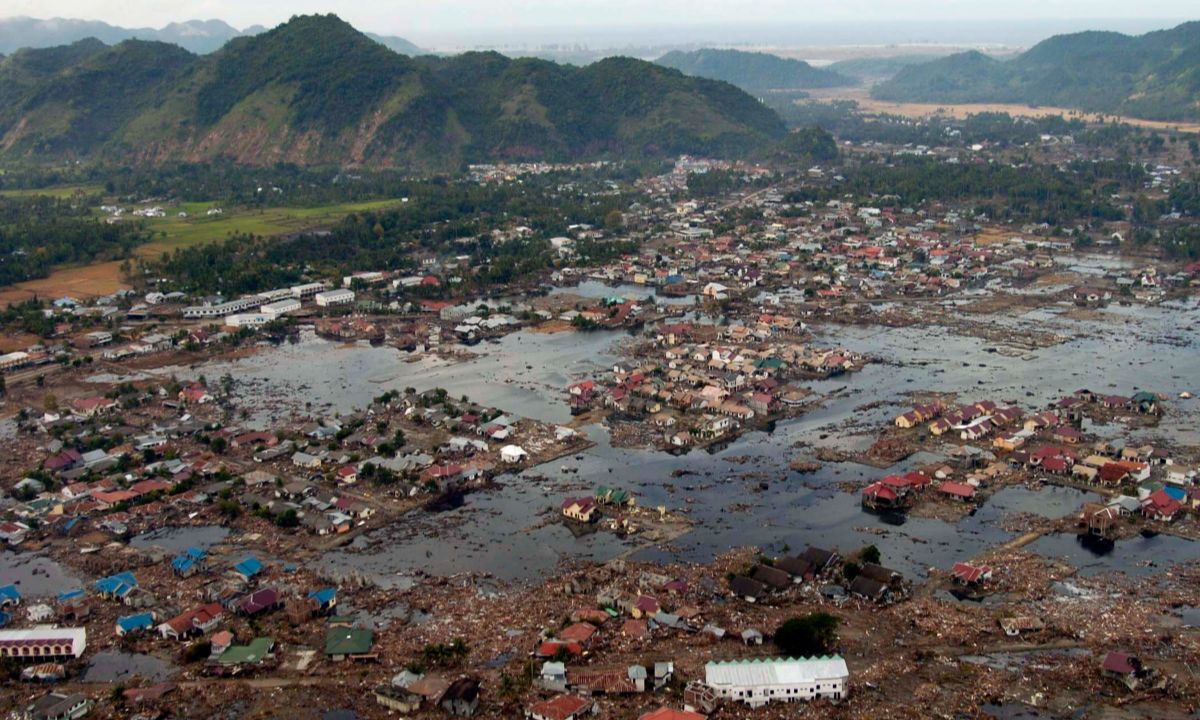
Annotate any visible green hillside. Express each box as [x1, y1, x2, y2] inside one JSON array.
[[873, 21, 1200, 121], [656, 48, 855, 93], [0, 15, 785, 168]]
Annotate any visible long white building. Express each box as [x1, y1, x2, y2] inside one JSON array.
[[315, 289, 355, 307], [224, 313, 270, 328], [261, 298, 301, 319], [704, 656, 848, 707], [182, 296, 266, 319], [0, 627, 88, 660], [290, 282, 330, 300]]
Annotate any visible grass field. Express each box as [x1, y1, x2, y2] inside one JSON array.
[[0, 196, 410, 306], [0, 260, 130, 306], [137, 198, 407, 254], [972, 228, 1021, 246], [0, 184, 104, 198]]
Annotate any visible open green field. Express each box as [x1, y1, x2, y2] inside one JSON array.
[[138, 198, 407, 253], [0, 184, 105, 199]]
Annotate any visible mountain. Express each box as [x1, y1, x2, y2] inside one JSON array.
[[0, 15, 786, 169], [873, 21, 1200, 121], [827, 54, 948, 83], [656, 48, 855, 93], [0, 17, 246, 54], [365, 32, 425, 56], [0, 16, 427, 56]]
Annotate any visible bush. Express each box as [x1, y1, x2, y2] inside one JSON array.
[[860, 544, 881, 564], [774, 612, 840, 658], [180, 641, 212, 663]]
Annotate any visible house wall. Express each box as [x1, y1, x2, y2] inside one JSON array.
[[713, 676, 847, 707]]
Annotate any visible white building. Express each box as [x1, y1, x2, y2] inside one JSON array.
[[224, 313, 269, 328], [183, 296, 266, 319], [261, 298, 301, 320], [315, 289, 355, 307], [0, 627, 88, 660], [0, 351, 32, 373], [256, 288, 294, 303], [344, 271, 387, 287], [704, 656, 848, 707], [290, 282, 330, 300], [499, 444, 529, 463]]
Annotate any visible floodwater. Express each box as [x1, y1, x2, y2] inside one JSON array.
[[1028, 532, 1197, 578], [130, 525, 230, 554], [82, 651, 175, 683], [186, 298, 1199, 585], [167, 326, 626, 427], [551, 280, 698, 306], [0, 552, 84, 597]]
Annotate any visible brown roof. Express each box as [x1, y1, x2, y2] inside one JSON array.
[[529, 695, 590, 720], [566, 667, 640, 694]]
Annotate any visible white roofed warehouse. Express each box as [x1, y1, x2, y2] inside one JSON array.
[[315, 289, 356, 307], [704, 656, 848, 707]]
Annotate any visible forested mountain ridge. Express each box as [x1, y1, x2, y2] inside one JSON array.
[[0, 15, 425, 55], [873, 21, 1200, 121], [656, 48, 856, 92], [0, 15, 786, 169]]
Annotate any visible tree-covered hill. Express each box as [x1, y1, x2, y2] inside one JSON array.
[[656, 48, 855, 93], [873, 21, 1200, 121], [0, 15, 786, 169]]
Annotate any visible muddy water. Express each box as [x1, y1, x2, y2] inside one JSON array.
[[130, 525, 230, 554], [187, 299, 1198, 584], [171, 326, 626, 427], [1028, 532, 1197, 578], [0, 552, 85, 597], [551, 280, 698, 306], [82, 651, 175, 682]]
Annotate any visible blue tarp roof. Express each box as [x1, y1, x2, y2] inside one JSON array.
[[0, 584, 20, 603], [57, 588, 85, 604], [1162, 485, 1187, 502], [117, 612, 155, 632], [233, 556, 263, 578], [95, 571, 138, 595], [172, 546, 207, 573], [308, 587, 337, 605]]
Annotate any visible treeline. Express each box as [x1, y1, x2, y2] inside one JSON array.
[[0, 194, 153, 285], [144, 179, 641, 295], [787, 156, 1133, 226], [768, 100, 1143, 150], [0, 160, 658, 208]]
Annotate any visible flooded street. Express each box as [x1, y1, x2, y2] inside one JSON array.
[[0, 552, 85, 596], [130, 525, 231, 554], [185, 299, 1200, 585], [82, 651, 176, 683]]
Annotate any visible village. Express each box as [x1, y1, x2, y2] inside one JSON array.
[[1, 144, 1199, 719]]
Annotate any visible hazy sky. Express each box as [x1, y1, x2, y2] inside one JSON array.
[[7, 0, 1196, 31], [4, 1, 1195, 51]]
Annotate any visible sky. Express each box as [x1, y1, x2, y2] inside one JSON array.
[[4, 1, 1195, 47]]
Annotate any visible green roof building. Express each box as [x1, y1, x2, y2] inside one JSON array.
[[326, 626, 375, 661], [217, 637, 274, 666]]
